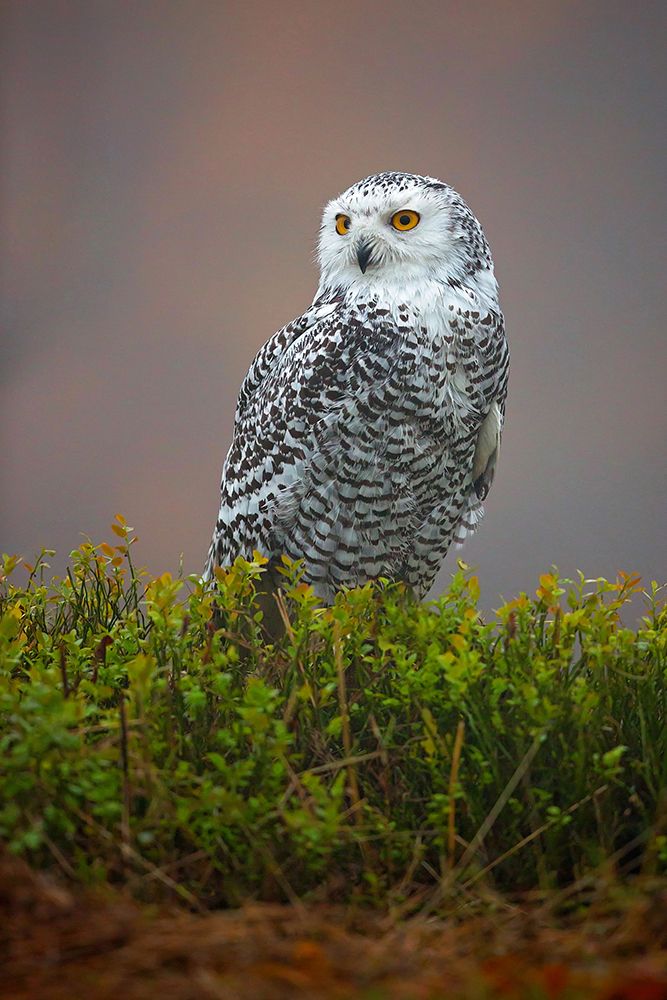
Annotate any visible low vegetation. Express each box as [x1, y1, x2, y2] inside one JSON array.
[[1, 516, 665, 914]]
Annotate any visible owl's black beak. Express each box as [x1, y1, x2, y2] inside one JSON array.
[[356, 240, 374, 274]]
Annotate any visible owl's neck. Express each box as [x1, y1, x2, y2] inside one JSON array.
[[315, 274, 441, 310], [314, 265, 498, 318]]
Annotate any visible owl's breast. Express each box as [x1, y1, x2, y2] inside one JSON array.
[[337, 315, 468, 491]]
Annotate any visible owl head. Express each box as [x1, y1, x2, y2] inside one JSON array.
[[316, 171, 493, 295]]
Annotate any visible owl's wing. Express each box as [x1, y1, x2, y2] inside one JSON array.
[[472, 400, 503, 500], [450, 300, 509, 545], [206, 302, 391, 578], [235, 300, 340, 420], [446, 291, 509, 499]]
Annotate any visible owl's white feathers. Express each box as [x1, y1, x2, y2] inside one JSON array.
[[205, 172, 509, 600]]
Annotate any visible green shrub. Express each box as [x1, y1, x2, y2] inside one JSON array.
[[0, 517, 665, 909]]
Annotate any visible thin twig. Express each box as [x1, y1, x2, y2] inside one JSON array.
[[136, 849, 209, 881], [333, 621, 375, 870], [70, 804, 206, 913], [305, 750, 385, 777], [461, 784, 609, 890], [26, 812, 77, 880], [334, 621, 361, 817], [455, 731, 544, 876], [424, 732, 544, 911], [447, 719, 466, 868], [541, 827, 652, 916], [249, 835, 305, 914], [118, 696, 131, 862], [274, 590, 294, 640], [59, 643, 69, 698]]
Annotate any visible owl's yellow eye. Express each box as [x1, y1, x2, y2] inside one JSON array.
[[335, 214, 351, 235], [391, 210, 420, 231]]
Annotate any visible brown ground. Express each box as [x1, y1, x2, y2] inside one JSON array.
[[1, 855, 666, 1000]]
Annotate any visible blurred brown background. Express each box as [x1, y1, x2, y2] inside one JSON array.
[[2, 1, 665, 608]]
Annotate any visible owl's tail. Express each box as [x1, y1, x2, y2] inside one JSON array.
[[453, 493, 485, 548]]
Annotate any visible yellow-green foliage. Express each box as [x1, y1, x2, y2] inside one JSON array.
[[0, 518, 665, 909]]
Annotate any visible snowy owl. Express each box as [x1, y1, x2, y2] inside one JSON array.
[[204, 171, 509, 603]]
